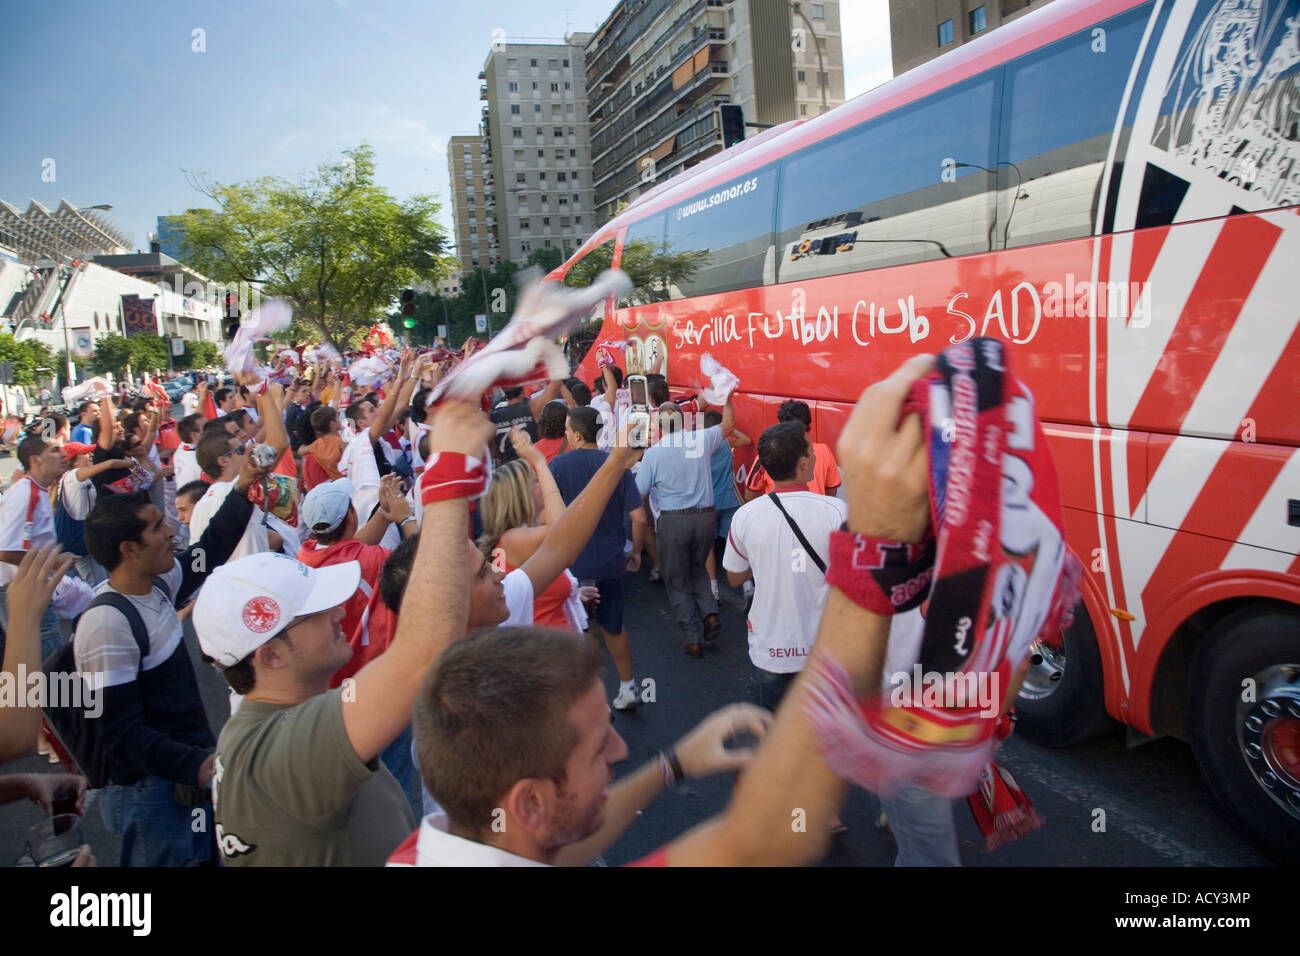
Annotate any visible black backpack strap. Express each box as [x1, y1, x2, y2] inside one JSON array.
[[766, 493, 827, 574], [84, 592, 150, 664]]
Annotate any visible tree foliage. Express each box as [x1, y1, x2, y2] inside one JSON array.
[[0, 335, 55, 385], [175, 145, 452, 348], [88, 335, 133, 377], [179, 340, 220, 370]]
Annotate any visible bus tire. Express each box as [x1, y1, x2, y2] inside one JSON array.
[[1015, 603, 1118, 747], [1188, 604, 1300, 866]]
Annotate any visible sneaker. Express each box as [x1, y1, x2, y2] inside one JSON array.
[[649, 567, 663, 583], [612, 684, 639, 711]]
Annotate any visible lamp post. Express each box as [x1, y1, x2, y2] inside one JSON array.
[[954, 162, 1025, 249], [47, 204, 113, 389], [790, 3, 828, 112]]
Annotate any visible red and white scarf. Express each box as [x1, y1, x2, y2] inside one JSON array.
[[808, 338, 1080, 847]]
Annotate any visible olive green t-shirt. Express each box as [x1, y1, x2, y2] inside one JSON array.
[[213, 687, 414, 866]]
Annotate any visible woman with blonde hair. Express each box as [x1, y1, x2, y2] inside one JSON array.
[[476, 426, 588, 630]]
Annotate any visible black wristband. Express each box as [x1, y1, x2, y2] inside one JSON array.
[[662, 747, 684, 784]]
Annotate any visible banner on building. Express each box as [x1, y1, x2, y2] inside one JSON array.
[[71, 328, 93, 359], [121, 294, 159, 337]]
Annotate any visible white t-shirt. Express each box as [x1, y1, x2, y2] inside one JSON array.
[[503, 568, 534, 627], [58, 469, 96, 521], [188, 480, 269, 561], [0, 476, 56, 587], [722, 491, 847, 674], [387, 812, 547, 867], [174, 444, 202, 488], [181, 392, 200, 417], [75, 562, 185, 689], [590, 388, 629, 452]]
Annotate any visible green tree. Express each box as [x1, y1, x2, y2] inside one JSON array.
[[0, 335, 55, 385], [128, 335, 170, 375], [525, 247, 564, 273], [176, 144, 452, 348], [180, 340, 220, 370], [88, 334, 133, 377]]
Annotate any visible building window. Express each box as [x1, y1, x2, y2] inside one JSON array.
[[537, 149, 544, 157], [551, 82, 560, 92], [530, 58, 537, 67], [542, 217, 550, 226], [516, 172, 526, 183], [534, 104, 541, 112], [554, 127, 564, 137], [555, 150, 565, 160], [938, 19, 954, 46], [728, 6, 734, 23], [800, 103, 808, 116], [569, 148, 576, 157], [812, 3, 825, 18], [507, 58, 517, 69], [548, 59, 558, 69], [544, 240, 552, 248], [970, 6, 986, 34], [515, 149, 525, 161], [563, 58, 569, 67], [521, 241, 530, 252], [557, 171, 567, 182], [797, 69, 806, 82], [564, 81, 571, 90], [819, 71, 829, 88], [575, 216, 582, 224], [510, 104, 520, 114], [512, 127, 522, 139], [571, 172, 578, 183], [539, 171, 547, 181], [532, 81, 539, 90]]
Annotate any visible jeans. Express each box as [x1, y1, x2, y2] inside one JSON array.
[[98, 775, 213, 867], [750, 666, 797, 711], [879, 783, 961, 867], [382, 725, 420, 813], [0, 584, 64, 664]]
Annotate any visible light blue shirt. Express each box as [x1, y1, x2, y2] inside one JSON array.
[[635, 425, 726, 511]]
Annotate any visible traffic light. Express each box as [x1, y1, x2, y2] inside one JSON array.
[[401, 288, 416, 329], [222, 292, 240, 341], [719, 104, 745, 147]]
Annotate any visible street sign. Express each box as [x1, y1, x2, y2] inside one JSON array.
[[170, 336, 186, 357], [475, 314, 487, 333]]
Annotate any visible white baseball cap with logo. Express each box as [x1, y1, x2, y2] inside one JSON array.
[[195, 552, 361, 667], [300, 478, 356, 535]]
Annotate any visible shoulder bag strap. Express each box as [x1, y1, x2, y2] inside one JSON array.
[[766, 492, 827, 574]]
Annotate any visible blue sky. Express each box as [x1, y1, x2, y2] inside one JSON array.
[[0, 0, 890, 248]]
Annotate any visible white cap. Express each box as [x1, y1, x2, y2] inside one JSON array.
[[301, 478, 356, 534], [195, 552, 361, 667]]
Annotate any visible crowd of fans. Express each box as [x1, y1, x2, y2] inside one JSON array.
[[0, 325, 1062, 868]]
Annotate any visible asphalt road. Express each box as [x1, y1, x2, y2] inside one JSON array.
[[0, 557, 1272, 867]]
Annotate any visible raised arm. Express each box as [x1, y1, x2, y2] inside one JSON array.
[[368, 352, 414, 444], [0, 547, 75, 762], [343, 402, 490, 763], [665, 355, 935, 866], [96, 394, 116, 451], [528, 380, 562, 419], [258, 382, 290, 458], [520, 424, 641, 598]]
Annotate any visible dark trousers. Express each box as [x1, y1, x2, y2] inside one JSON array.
[[656, 508, 718, 640], [750, 666, 798, 711]]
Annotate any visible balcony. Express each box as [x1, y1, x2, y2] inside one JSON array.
[[478, 70, 487, 80], [480, 85, 488, 100]]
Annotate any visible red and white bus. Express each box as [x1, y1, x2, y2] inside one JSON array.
[[553, 0, 1300, 861]]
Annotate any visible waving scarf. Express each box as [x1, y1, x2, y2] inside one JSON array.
[[807, 337, 1081, 847]]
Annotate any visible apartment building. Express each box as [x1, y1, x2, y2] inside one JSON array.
[[478, 37, 598, 266], [586, 0, 846, 225], [889, 0, 1059, 75], [447, 134, 493, 274]]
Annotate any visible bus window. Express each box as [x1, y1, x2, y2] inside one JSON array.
[[616, 211, 668, 308], [661, 165, 777, 300], [998, 5, 1148, 247], [775, 74, 998, 283]]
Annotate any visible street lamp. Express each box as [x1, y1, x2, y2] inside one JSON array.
[[790, 3, 828, 112], [47, 204, 113, 388]]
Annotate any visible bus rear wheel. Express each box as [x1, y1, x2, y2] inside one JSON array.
[[1189, 605, 1300, 866], [1015, 603, 1118, 746]]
